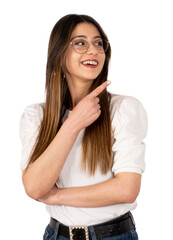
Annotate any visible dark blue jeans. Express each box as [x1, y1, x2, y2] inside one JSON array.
[[43, 224, 138, 240]]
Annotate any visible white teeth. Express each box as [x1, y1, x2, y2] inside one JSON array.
[[82, 61, 98, 66]]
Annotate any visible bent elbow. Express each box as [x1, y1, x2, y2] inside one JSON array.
[[114, 172, 141, 204], [126, 193, 138, 204], [124, 189, 139, 204], [22, 169, 44, 200], [22, 174, 40, 200], [23, 183, 40, 201]]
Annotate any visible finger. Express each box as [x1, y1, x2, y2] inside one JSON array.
[[97, 104, 101, 110], [91, 81, 111, 97], [90, 92, 96, 97]]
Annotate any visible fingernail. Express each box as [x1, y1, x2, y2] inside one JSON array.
[[107, 80, 111, 85]]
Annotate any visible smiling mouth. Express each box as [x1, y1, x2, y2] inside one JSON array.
[[81, 60, 98, 67]]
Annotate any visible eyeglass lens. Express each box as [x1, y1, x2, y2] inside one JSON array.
[[72, 39, 109, 53]]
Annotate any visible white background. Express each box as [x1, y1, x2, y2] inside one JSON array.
[[0, 0, 173, 239]]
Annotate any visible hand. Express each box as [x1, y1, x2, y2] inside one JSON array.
[[38, 185, 60, 205], [69, 81, 111, 131]]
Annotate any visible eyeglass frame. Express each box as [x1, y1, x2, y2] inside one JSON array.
[[69, 37, 110, 54]]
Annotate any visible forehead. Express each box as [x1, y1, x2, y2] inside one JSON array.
[[71, 22, 101, 39]]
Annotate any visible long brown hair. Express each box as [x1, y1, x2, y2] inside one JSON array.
[[28, 14, 113, 175]]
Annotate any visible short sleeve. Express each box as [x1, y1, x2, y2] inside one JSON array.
[[111, 96, 148, 175], [19, 104, 44, 171]]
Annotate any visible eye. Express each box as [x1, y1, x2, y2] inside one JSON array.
[[94, 40, 103, 47], [73, 40, 86, 46]]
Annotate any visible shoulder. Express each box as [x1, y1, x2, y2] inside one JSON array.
[[109, 92, 148, 132], [19, 103, 44, 134], [21, 103, 44, 120], [109, 92, 147, 115], [109, 92, 145, 110], [19, 103, 44, 171]]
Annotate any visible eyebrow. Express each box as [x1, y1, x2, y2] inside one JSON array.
[[71, 35, 102, 40]]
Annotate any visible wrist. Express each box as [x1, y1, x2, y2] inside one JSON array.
[[63, 115, 81, 134], [56, 188, 65, 205]]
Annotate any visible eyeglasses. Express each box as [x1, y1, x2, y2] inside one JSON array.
[[69, 38, 109, 54]]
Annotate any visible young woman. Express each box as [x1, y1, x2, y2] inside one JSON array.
[[20, 14, 147, 240]]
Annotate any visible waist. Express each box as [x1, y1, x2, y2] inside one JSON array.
[[49, 211, 136, 240], [46, 202, 137, 226]]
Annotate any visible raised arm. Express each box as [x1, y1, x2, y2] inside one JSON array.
[[38, 94, 147, 207], [21, 81, 111, 200]]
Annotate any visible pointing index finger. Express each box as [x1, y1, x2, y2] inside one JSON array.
[[91, 81, 111, 97]]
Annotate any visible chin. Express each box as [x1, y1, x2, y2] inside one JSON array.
[[81, 72, 100, 81]]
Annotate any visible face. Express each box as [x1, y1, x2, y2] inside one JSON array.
[[64, 22, 106, 84]]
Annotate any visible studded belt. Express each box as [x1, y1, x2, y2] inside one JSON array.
[[49, 211, 135, 240]]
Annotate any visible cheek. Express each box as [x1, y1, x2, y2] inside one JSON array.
[[99, 55, 106, 70], [65, 50, 80, 73]]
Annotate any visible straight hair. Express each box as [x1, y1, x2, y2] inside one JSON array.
[[27, 14, 113, 175]]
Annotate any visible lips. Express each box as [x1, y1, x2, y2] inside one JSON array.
[[81, 59, 98, 68]]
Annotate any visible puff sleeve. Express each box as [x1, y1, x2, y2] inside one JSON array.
[[19, 104, 43, 171], [111, 96, 148, 175]]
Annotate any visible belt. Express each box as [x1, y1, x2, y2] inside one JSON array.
[[49, 212, 135, 240]]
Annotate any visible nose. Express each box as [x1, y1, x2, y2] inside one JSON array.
[[86, 43, 98, 55]]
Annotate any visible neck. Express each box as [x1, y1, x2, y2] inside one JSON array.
[[66, 76, 94, 110]]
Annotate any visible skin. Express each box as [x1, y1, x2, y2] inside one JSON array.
[[22, 22, 141, 207], [38, 172, 141, 207], [65, 22, 106, 109]]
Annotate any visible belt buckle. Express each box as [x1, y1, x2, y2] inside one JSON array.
[[69, 226, 89, 240]]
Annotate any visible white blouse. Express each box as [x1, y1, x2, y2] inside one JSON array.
[[19, 93, 148, 226]]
